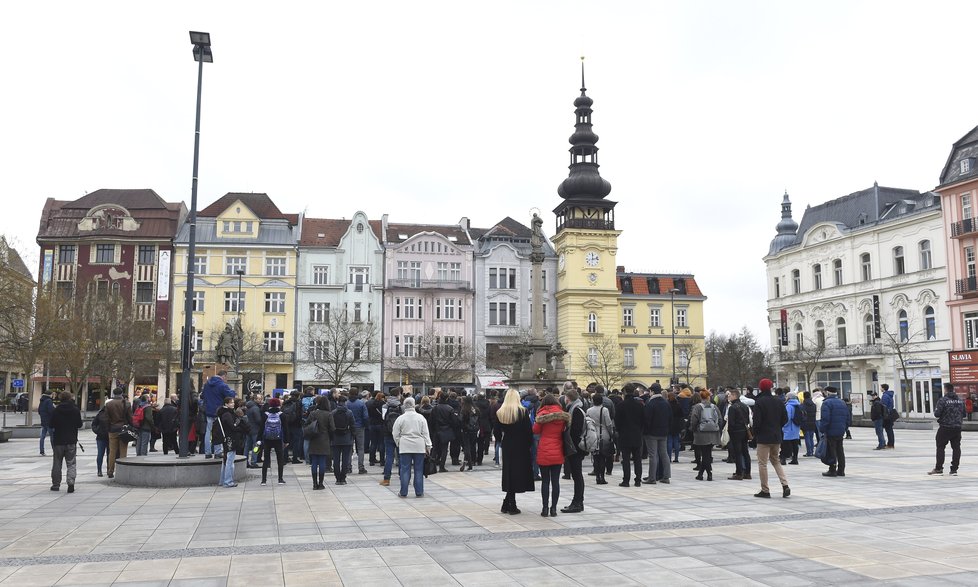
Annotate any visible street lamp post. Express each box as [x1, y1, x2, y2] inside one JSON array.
[[234, 269, 245, 387], [178, 31, 213, 459], [670, 287, 680, 387]]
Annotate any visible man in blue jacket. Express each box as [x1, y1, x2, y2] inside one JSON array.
[[347, 387, 369, 474], [201, 370, 235, 458], [820, 386, 851, 477], [880, 383, 896, 449]]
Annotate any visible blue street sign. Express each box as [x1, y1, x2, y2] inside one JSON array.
[[11, 379, 24, 388]]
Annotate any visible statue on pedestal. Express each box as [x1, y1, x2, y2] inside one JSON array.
[[216, 320, 243, 367]]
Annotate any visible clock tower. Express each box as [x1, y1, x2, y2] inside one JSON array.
[[551, 62, 622, 382]]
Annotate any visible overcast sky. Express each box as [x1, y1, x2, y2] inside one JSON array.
[[3, 1, 975, 347]]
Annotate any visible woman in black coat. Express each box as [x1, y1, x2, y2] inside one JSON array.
[[497, 388, 535, 514], [801, 393, 818, 456], [667, 392, 684, 463]]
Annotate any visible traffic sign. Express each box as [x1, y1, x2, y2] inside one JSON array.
[[11, 379, 24, 389]]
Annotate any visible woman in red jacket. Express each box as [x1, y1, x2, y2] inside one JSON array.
[[532, 393, 570, 517]]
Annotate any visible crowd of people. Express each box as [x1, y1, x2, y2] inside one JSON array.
[[34, 373, 969, 505]]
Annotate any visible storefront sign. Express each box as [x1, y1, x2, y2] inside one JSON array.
[[948, 351, 978, 397], [42, 250, 54, 286]]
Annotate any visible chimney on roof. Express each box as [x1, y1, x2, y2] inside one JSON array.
[[617, 265, 625, 273], [458, 217, 470, 230]]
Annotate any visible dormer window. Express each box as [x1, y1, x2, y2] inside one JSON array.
[[357, 222, 364, 234], [962, 158, 975, 174], [222, 220, 253, 234]]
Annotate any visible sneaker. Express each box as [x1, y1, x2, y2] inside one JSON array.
[[225, 483, 238, 488], [50, 485, 59, 491], [754, 491, 771, 498], [261, 481, 267, 486], [927, 468, 943, 475], [205, 454, 213, 459], [278, 479, 286, 485], [380, 479, 390, 486], [950, 470, 958, 476]]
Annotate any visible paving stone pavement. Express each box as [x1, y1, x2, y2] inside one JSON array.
[[0, 426, 976, 586]]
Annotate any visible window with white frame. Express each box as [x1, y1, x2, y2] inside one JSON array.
[[192, 291, 205, 312], [193, 330, 204, 351], [898, 310, 909, 342], [436, 298, 460, 320], [622, 307, 634, 327], [353, 302, 363, 322], [965, 312, 978, 349], [791, 269, 800, 293], [833, 259, 843, 286], [587, 312, 597, 333], [489, 301, 517, 326], [403, 335, 416, 357], [963, 194, 973, 220], [309, 302, 330, 323], [794, 323, 804, 349], [651, 348, 663, 368], [192, 255, 207, 275], [489, 267, 516, 289], [224, 291, 244, 313], [864, 314, 874, 343], [137, 245, 156, 265], [893, 246, 905, 275], [437, 262, 461, 282], [396, 297, 422, 319], [587, 347, 598, 366], [353, 340, 363, 360], [397, 261, 422, 286], [836, 317, 847, 347], [350, 266, 369, 291], [264, 292, 285, 313], [968, 246, 976, 278], [813, 264, 822, 290], [95, 244, 115, 264], [312, 265, 329, 285], [925, 306, 936, 340], [265, 257, 286, 276], [623, 347, 635, 368], [309, 340, 328, 361], [815, 320, 825, 347], [861, 253, 872, 281], [678, 348, 689, 368], [650, 307, 661, 327], [226, 256, 247, 275], [264, 331, 284, 352], [676, 307, 688, 328], [919, 240, 932, 270]]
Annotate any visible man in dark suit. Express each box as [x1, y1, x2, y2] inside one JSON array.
[[614, 383, 645, 487]]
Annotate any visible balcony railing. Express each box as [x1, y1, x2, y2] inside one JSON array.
[[188, 350, 295, 364], [135, 302, 154, 321], [560, 218, 615, 230], [778, 343, 883, 362], [956, 277, 978, 297], [387, 279, 471, 290], [951, 218, 978, 238]]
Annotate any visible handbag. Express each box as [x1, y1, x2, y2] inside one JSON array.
[[815, 437, 835, 466], [117, 424, 138, 443], [423, 455, 437, 478], [302, 413, 320, 437]]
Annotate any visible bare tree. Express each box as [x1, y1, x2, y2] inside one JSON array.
[[778, 335, 827, 392], [298, 309, 380, 387], [0, 275, 59, 423], [705, 327, 773, 388], [675, 340, 706, 386], [879, 320, 925, 418], [388, 327, 475, 387], [577, 337, 626, 390]]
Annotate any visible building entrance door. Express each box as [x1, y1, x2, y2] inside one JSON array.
[[908, 379, 941, 417]]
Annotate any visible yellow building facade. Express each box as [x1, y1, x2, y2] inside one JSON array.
[[170, 193, 299, 394]]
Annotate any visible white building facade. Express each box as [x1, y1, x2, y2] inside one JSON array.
[[294, 212, 385, 390], [472, 217, 558, 389], [764, 186, 951, 417]]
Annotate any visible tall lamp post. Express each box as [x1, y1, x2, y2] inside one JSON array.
[[178, 31, 213, 459], [670, 287, 680, 387], [234, 269, 245, 387]]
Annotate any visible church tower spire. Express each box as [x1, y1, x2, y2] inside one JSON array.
[[553, 57, 617, 233]]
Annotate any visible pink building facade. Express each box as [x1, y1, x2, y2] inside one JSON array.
[[382, 220, 475, 391]]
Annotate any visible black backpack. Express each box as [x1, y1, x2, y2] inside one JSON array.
[[333, 407, 352, 434], [385, 405, 402, 436], [792, 403, 805, 428], [465, 408, 480, 434]]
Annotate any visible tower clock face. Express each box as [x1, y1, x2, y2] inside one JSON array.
[[558, 254, 566, 270], [585, 251, 600, 267]]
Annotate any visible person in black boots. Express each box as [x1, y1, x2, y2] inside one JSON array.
[[260, 397, 289, 486], [689, 390, 720, 481], [331, 395, 355, 485], [50, 392, 83, 493], [560, 389, 587, 513], [497, 389, 535, 514], [614, 384, 645, 487], [726, 389, 752, 481], [304, 396, 335, 490], [431, 392, 459, 473], [642, 383, 671, 485]]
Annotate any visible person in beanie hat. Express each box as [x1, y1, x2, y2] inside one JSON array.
[[752, 379, 790, 498]]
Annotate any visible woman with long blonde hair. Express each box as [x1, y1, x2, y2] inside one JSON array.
[[497, 389, 535, 514]]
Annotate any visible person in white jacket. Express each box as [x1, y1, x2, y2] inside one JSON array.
[[811, 389, 825, 437], [392, 397, 433, 498]]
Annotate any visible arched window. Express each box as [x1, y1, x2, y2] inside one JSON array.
[[833, 259, 843, 286], [864, 313, 875, 342], [587, 312, 597, 334], [893, 246, 905, 275], [919, 240, 932, 270], [815, 320, 825, 347], [925, 306, 936, 340], [898, 310, 909, 342], [794, 323, 804, 349], [813, 264, 822, 290], [836, 317, 847, 348], [861, 253, 872, 281]]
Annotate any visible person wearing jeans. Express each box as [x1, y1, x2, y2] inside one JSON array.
[[642, 385, 671, 484], [392, 397, 431, 497], [532, 394, 569, 516], [38, 391, 55, 456], [347, 391, 369, 474], [201, 371, 235, 458], [869, 392, 886, 449], [880, 384, 896, 448]]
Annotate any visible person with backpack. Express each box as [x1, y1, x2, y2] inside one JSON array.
[[431, 392, 458, 474], [212, 397, 238, 487], [282, 391, 304, 464], [561, 389, 587, 513], [347, 388, 369, 475], [459, 395, 481, 472], [780, 391, 802, 465], [380, 393, 403, 486], [689, 389, 721, 481], [330, 394, 355, 485], [134, 395, 155, 456], [91, 405, 109, 477], [880, 383, 896, 449], [929, 383, 965, 476], [260, 397, 289, 485], [304, 395, 335, 490], [752, 379, 790, 498]]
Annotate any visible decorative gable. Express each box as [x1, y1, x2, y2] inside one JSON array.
[[77, 205, 140, 232], [216, 200, 260, 238]]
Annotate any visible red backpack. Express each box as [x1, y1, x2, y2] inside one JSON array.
[[133, 405, 146, 428]]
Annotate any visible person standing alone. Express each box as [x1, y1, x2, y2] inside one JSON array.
[[929, 383, 965, 476], [38, 390, 55, 456], [50, 392, 83, 493], [880, 383, 896, 449]]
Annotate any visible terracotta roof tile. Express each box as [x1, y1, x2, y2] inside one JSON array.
[[386, 223, 471, 245], [617, 272, 705, 298], [299, 218, 382, 247], [198, 193, 296, 223]]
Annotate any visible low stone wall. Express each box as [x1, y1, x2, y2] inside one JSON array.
[[114, 454, 248, 487]]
